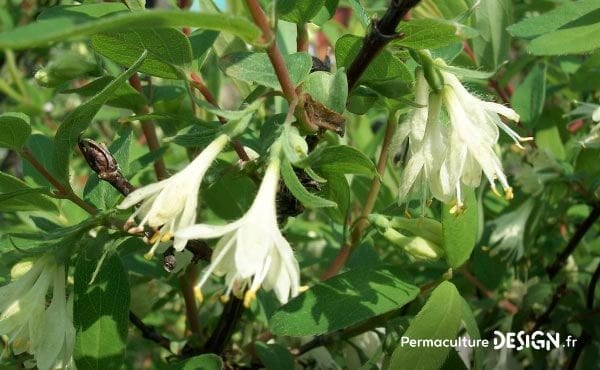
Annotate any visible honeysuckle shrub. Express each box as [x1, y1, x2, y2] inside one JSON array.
[[0, 0, 599, 369]]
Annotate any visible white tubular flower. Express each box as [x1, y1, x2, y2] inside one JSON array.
[[441, 71, 532, 210], [393, 70, 448, 212], [118, 134, 229, 258], [176, 157, 300, 306], [0, 255, 76, 370]]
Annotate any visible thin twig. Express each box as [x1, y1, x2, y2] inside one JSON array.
[[128, 74, 167, 180], [189, 71, 250, 161], [547, 203, 600, 279], [565, 261, 600, 370], [346, 0, 421, 90], [202, 297, 245, 354], [461, 268, 519, 315], [129, 311, 174, 353], [529, 282, 567, 333], [21, 147, 98, 215], [297, 23, 309, 52], [244, 0, 314, 131], [321, 113, 397, 280]]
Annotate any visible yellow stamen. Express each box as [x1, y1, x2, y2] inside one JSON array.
[[404, 210, 412, 219], [504, 187, 514, 200], [243, 289, 257, 308], [194, 287, 204, 303], [219, 294, 230, 304], [491, 186, 502, 198]]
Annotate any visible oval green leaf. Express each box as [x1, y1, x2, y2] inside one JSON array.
[[390, 281, 462, 370], [0, 112, 31, 150], [442, 187, 478, 268], [269, 265, 419, 336]]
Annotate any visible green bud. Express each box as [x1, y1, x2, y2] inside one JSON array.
[[389, 217, 442, 246], [402, 236, 445, 261], [35, 52, 100, 87], [368, 214, 390, 230], [282, 125, 308, 164], [410, 49, 444, 93]]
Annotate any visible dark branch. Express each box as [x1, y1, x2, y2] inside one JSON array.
[[346, 0, 421, 90], [547, 203, 600, 279], [202, 297, 245, 354], [129, 311, 173, 353], [529, 282, 567, 333]]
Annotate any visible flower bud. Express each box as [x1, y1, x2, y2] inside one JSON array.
[[389, 216, 443, 245], [368, 214, 391, 230], [402, 236, 445, 260], [35, 52, 100, 87]]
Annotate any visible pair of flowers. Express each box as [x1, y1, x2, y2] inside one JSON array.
[[393, 66, 532, 213], [118, 136, 300, 306]]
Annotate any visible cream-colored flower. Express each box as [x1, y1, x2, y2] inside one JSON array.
[[176, 157, 300, 306], [440, 71, 532, 211], [394, 67, 532, 213], [0, 255, 75, 370], [118, 134, 229, 258]]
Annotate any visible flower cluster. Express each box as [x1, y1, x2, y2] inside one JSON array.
[[394, 68, 532, 213], [0, 255, 75, 370], [118, 134, 300, 305]]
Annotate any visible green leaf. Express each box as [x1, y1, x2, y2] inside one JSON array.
[[511, 63, 546, 126], [472, 0, 512, 70], [204, 164, 257, 220], [281, 159, 336, 209], [320, 172, 350, 224], [0, 3, 261, 50], [394, 19, 462, 50], [74, 252, 130, 370], [269, 265, 419, 336], [302, 69, 348, 113], [92, 28, 192, 79], [63, 76, 148, 110], [167, 354, 222, 370], [311, 145, 376, 177], [0, 112, 31, 150], [52, 50, 146, 188], [170, 122, 221, 148], [442, 187, 478, 268], [254, 342, 295, 370], [189, 29, 219, 69], [0, 172, 56, 212], [123, 0, 145, 11], [460, 298, 483, 370], [336, 34, 411, 82], [277, 0, 325, 23], [389, 281, 462, 370], [219, 52, 312, 90], [528, 22, 600, 55], [507, 0, 600, 38]]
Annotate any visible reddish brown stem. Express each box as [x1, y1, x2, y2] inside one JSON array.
[[128, 74, 167, 180], [461, 268, 519, 315], [189, 72, 250, 162], [297, 23, 309, 52], [244, 0, 314, 131]]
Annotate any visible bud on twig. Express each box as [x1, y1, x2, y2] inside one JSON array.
[[78, 138, 134, 196]]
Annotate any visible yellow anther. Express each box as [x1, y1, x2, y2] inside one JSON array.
[[491, 186, 502, 198], [194, 287, 204, 303], [298, 285, 309, 293], [243, 289, 257, 308], [161, 232, 174, 242], [219, 294, 230, 304], [504, 187, 514, 200], [149, 231, 161, 245]]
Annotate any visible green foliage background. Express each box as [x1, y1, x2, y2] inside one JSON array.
[[0, 0, 599, 369]]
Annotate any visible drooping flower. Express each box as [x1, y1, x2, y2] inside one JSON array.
[[393, 66, 532, 213], [118, 134, 230, 258], [393, 70, 448, 211], [0, 255, 76, 370], [440, 70, 532, 210], [176, 156, 300, 306]]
